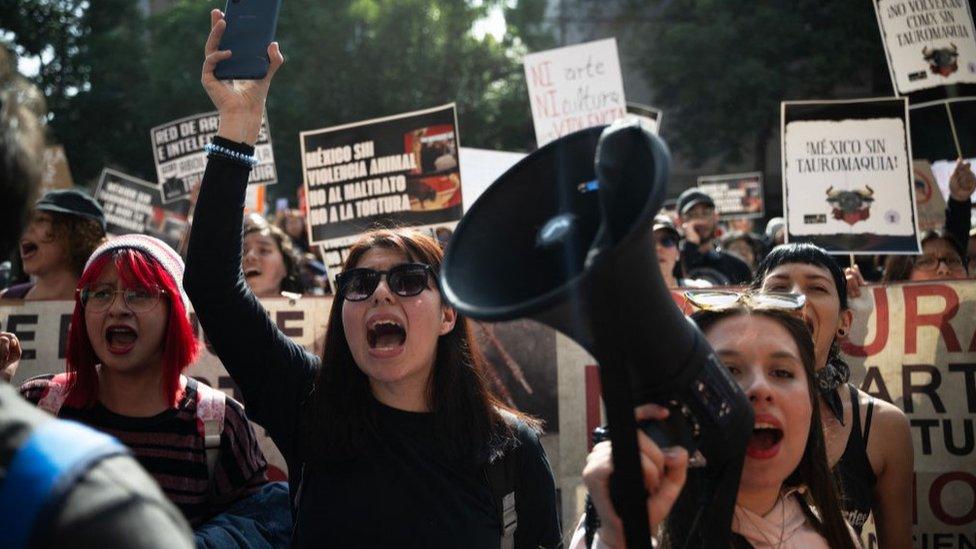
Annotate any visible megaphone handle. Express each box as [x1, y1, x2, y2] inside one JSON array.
[[598, 355, 654, 549]]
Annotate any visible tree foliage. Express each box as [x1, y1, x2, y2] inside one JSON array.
[[618, 0, 891, 168], [1, 0, 552, 201]]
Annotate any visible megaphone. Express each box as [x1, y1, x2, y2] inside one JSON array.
[[441, 120, 753, 547]]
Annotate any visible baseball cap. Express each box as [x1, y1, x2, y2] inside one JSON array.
[[35, 189, 106, 232], [677, 188, 715, 215]]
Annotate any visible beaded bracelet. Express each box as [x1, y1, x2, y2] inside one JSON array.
[[205, 143, 258, 168]]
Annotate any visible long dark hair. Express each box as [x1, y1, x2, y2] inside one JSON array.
[[688, 309, 856, 549], [243, 213, 304, 294], [305, 228, 538, 465]]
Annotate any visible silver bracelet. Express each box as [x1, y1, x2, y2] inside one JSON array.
[[205, 143, 258, 168]]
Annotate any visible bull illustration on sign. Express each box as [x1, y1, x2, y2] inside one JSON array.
[[922, 43, 959, 77], [826, 185, 874, 225]]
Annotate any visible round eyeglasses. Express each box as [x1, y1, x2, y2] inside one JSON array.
[[79, 284, 167, 313]]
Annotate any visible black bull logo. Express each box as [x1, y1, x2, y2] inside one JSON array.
[[826, 185, 874, 226], [922, 43, 959, 77]]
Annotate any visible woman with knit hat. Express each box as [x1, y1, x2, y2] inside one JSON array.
[[19, 235, 270, 528]]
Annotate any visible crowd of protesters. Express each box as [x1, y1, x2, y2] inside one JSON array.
[[1, 8, 976, 549]]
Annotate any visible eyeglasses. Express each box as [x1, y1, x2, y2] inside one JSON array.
[[684, 290, 806, 312], [915, 254, 965, 272], [336, 263, 435, 301], [79, 284, 167, 313]]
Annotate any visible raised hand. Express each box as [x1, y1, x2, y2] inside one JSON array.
[[201, 9, 284, 145], [0, 331, 22, 382], [948, 158, 976, 203]]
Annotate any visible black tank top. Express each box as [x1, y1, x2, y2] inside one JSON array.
[[835, 383, 876, 533]]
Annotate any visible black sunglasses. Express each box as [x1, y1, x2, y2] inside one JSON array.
[[336, 263, 435, 301]]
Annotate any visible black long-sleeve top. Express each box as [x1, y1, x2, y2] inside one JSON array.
[[184, 138, 562, 548], [946, 197, 972, 256]]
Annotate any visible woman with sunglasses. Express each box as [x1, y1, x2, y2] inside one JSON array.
[[573, 304, 857, 548], [749, 243, 912, 548], [653, 215, 710, 288], [183, 10, 560, 547], [19, 235, 270, 527]]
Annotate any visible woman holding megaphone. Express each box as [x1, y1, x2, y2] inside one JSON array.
[[574, 302, 857, 548], [184, 10, 560, 548]]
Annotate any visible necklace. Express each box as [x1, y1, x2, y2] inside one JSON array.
[[735, 493, 786, 548]]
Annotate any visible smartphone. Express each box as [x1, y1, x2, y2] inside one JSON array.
[[214, 0, 282, 80]]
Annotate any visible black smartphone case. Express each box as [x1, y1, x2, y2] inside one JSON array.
[[214, 0, 282, 80]]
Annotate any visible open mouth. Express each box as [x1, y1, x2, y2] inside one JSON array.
[[367, 319, 406, 351], [244, 268, 262, 279], [746, 422, 784, 459], [20, 241, 39, 260], [105, 325, 138, 354]]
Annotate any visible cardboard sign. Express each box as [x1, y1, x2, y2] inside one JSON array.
[[300, 104, 463, 275], [913, 159, 949, 231], [457, 147, 526, 211], [524, 38, 627, 147], [92, 168, 190, 251], [626, 102, 662, 135], [781, 98, 921, 254], [150, 111, 277, 200], [696, 172, 765, 220], [874, 0, 976, 104]]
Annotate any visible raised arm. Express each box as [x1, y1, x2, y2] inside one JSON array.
[[184, 9, 314, 464], [946, 159, 974, 250]]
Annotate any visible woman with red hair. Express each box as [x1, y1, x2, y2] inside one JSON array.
[[19, 235, 269, 527]]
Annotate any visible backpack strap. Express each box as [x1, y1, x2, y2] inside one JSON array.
[[189, 378, 226, 485], [0, 419, 128, 549], [486, 411, 521, 549], [37, 373, 71, 416]]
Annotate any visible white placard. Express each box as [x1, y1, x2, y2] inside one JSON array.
[[524, 38, 627, 147], [874, 0, 976, 95]]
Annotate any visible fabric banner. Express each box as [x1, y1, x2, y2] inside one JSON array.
[[92, 168, 191, 252], [914, 159, 949, 231], [781, 98, 921, 254], [0, 296, 333, 481], [696, 171, 765, 220], [524, 38, 627, 147], [874, 0, 976, 105], [150, 111, 276, 200], [300, 104, 463, 275]]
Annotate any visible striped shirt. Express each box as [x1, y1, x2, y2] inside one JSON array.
[[20, 375, 268, 526]]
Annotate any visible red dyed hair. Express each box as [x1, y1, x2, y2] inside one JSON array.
[[64, 248, 198, 408]]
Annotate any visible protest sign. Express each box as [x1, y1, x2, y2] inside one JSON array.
[[458, 147, 526, 211], [874, 0, 976, 105], [696, 172, 765, 220], [301, 104, 464, 274], [914, 159, 949, 230], [93, 168, 190, 251], [524, 38, 627, 147], [0, 296, 332, 481], [782, 98, 921, 254], [150, 111, 277, 200], [626, 102, 662, 135], [39, 145, 74, 194]]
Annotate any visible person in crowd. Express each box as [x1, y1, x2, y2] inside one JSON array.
[[1, 189, 107, 300], [720, 231, 763, 273], [243, 212, 306, 297], [573, 306, 857, 548], [763, 217, 785, 252], [0, 57, 194, 547], [275, 207, 311, 253], [882, 231, 968, 282], [677, 188, 752, 285], [945, 158, 975, 250], [19, 234, 270, 528], [751, 243, 913, 548], [654, 215, 710, 288], [183, 10, 561, 547]]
